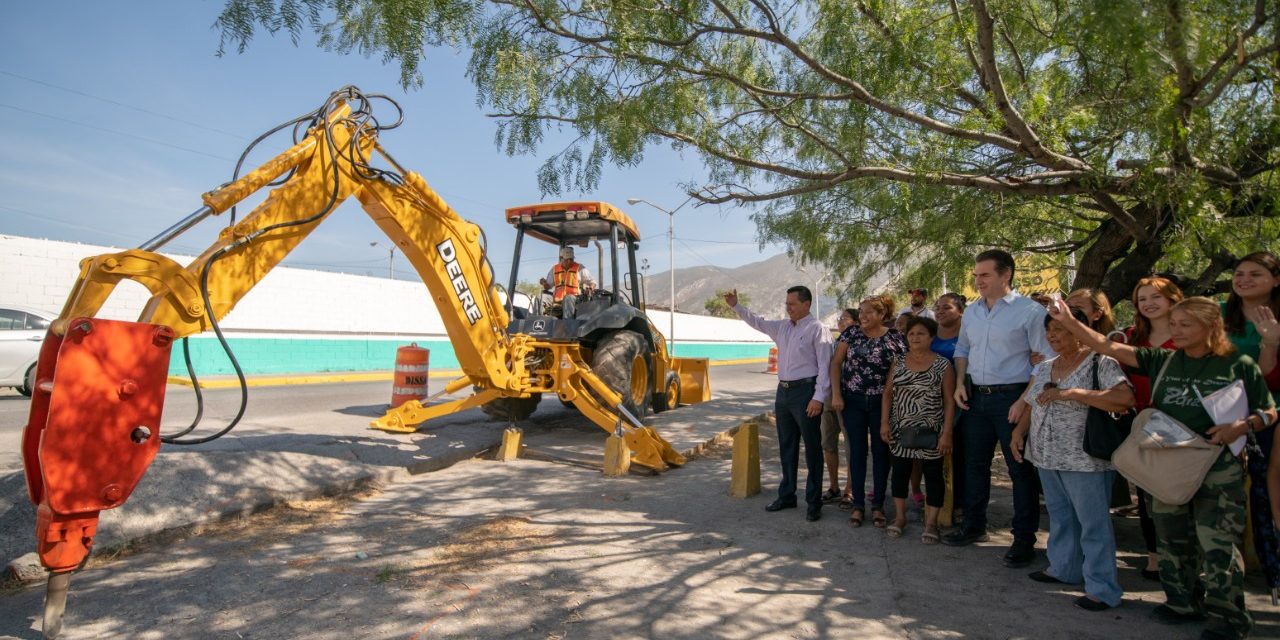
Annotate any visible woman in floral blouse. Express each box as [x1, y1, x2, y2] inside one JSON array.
[[830, 294, 906, 528]]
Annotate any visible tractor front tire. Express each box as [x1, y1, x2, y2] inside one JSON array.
[[653, 371, 681, 413]]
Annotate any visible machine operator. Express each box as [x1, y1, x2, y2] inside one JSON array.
[[541, 246, 597, 318]]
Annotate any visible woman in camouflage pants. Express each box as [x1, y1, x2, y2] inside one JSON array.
[[1049, 297, 1277, 640]]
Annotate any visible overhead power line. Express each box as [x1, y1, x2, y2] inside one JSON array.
[[0, 203, 137, 242], [674, 236, 759, 245], [1, 70, 250, 140], [0, 102, 236, 162], [1, 72, 513, 215]]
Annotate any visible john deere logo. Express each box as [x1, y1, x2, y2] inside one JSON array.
[[532, 320, 546, 333], [436, 239, 482, 325]]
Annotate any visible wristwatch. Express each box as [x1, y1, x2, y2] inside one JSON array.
[[1256, 408, 1276, 430]]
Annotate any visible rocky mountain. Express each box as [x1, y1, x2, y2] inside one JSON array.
[[644, 253, 893, 323]]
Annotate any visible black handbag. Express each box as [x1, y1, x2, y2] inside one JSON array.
[[898, 424, 940, 450], [1083, 354, 1135, 460]]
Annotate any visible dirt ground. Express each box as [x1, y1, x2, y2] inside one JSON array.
[[2, 422, 1277, 640]]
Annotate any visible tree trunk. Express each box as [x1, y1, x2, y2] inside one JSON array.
[[1099, 236, 1165, 305], [1072, 203, 1170, 306], [1071, 220, 1134, 296]]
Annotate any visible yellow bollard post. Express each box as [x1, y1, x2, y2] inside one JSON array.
[[730, 421, 761, 498], [603, 432, 631, 476], [939, 453, 954, 527], [497, 427, 522, 461]]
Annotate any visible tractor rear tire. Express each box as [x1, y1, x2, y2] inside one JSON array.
[[481, 393, 542, 422], [591, 330, 652, 417]]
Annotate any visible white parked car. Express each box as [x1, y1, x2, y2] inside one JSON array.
[[0, 305, 54, 396]]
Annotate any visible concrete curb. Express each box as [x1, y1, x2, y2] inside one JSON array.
[[681, 411, 773, 461]]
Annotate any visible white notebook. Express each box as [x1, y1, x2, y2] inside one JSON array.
[[1194, 380, 1248, 455]]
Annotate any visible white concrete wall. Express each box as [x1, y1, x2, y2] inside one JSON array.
[[0, 235, 770, 344]]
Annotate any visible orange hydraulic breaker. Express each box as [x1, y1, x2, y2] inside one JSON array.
[[22, 318, 175, 573]]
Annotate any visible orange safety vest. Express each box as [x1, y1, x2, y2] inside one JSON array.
[[552, 263, 581, 301]]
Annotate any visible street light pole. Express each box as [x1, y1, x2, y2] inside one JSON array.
[[640, 258, 650, 302], [627, 196, 694, 352], [799, 266, 831, 323], [370, 241, 396, 280]]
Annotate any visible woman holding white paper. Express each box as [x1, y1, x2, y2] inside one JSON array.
[[1047, 296, 1276, 640]]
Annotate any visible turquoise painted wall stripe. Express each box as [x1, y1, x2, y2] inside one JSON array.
[[170, 337, 772, 376], [669, 343, 772, 360]]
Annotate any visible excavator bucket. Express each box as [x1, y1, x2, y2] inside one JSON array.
[[623, 426, 686, 470], [370, 377, 497, 433], [563, 366, 687, 472], [672, 357, 711, 405]]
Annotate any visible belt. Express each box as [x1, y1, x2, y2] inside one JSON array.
[[778, 377, 817, 389], [973, 382, 1027, 394]]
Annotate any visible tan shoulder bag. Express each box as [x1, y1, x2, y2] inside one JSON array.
[[1111, 353, 1225, 506]]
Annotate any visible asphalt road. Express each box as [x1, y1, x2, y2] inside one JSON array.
[[0, 362, 775, 473]]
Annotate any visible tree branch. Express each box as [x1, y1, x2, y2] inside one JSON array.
[[1186, 248, 1239, 296], [856, 1, 992, 117], [969, 0, 1090, 171], [1188, 0, 1273, 103], [998, 21, 1028, 88], [735, 0, 1025, 153], [1191, 41, 1280, 108], [948, 0, 989, 93], [1090, 192, 1150, 242]]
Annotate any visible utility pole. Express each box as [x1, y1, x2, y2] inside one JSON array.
[[627, 196, 694, 351], [370, 241, 396, 280]]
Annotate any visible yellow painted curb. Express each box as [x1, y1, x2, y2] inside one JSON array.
[[710, 358, 768, 366]]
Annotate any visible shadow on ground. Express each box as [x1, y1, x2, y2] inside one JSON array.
[[3, 422, 1275, 640]]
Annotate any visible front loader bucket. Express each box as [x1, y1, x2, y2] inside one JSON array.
[[672, 357, 710, 405]]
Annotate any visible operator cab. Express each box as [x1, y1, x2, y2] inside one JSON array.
[[503, 202, 647, 344]]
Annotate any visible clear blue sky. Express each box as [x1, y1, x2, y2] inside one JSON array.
[[0, 1, 785, 283]]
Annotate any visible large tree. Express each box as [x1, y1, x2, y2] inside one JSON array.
[[217, 0, 1280, 302]]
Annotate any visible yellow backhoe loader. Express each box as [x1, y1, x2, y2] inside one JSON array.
[[21, 86, 708, 638]]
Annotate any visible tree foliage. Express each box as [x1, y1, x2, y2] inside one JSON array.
[[218, 0, 1280, 303], [515, 280, 543, 299], [704, 288, 748, 318]]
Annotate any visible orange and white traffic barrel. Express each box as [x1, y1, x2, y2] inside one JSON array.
[[766, 347, 778, 374], [391, 343, 430, 408]]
